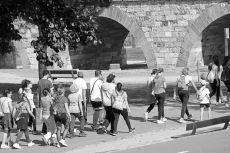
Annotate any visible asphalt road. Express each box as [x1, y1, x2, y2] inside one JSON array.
[[115, 129, 230, 153]]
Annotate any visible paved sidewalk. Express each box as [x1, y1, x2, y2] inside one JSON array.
[[0, 101, 229, 153]]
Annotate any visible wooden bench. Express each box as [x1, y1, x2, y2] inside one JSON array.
[[172, 115, 230, 139], [48, 69, 78, 82]]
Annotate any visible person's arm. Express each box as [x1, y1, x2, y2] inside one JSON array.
[[125, 93, 131, 113], [163, 77, 167, 89], [78, 96, 83, 116], [26, 104, 35, 119], [214, 66, 220, 86], [173, 78, 178, 100], [8, 100, 13, 114], [190, 79, 198, 95], [64, 102, 71, 119]]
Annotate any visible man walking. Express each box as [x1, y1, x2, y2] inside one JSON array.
[[73, 72, 88, 124], [90, 70, 104, 131], [37, 70, 54, 134]]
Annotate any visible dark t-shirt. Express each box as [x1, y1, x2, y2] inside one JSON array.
[[55, 95, 68, 113], [38, 79, 53, 101]]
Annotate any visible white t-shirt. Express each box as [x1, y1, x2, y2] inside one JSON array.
[[73, 78, 87, 101], [90, 78, 103, 102], [177, 75, 193, 90], [27, 93, 35, 109], [199, 87, 210, 104], [101, 82, 116, 106], [0, 97, 12, 113]]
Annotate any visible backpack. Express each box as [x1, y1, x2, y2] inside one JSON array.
[[52, 96, 65, 116], [112, 91, 124, 111], [177, 75, 187, 90]]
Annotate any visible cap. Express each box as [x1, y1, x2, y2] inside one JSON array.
[[78, 72, 84, 78]]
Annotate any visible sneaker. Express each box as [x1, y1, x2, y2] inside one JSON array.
[[42, 136, 48, 145], [56, 143, 60, 148], [129, 127, 136, 133], [1, 144, 9, 149], [28, 126, 32, 131], [188, 114, 193, 119], [157, 120, 164, 124], [162, 117, 167, 122], [101, 126, 107, 134], [13, 143, 21, 149], [144, 112, 148, 121], [79, 131, 87, 137], [111, 132, 118, 136], [59, 139, 67, 147], [178, 118, 186, 124], [28, 141, 35, 147]]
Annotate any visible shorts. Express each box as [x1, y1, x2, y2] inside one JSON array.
[[1, 113, 14, 130], [91, 101, 103, 110], [200, 104, 210, 108], [54, 113, 69, 128], [43, 115, 56, 132]]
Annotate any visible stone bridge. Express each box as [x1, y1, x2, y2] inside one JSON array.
[[1, 0, 230, 70]]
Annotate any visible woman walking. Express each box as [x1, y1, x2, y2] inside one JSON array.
[[221, 56, 230, 105], [208, 55, 221, 104], [153, 68, 167, 124], [174, 67, 198, 124], [101, 74, 116, 134], [144, 69, 158, 121], [40, 88, 57, 146], [0, 89, 13, 149], [68, 84, 87, 138], [111, 83, 135, 136], [13, 93, 35, 149], [53, 87, 71, 147]]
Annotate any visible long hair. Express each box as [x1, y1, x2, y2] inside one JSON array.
[[222, 56, 230, 67], [212, 54, 220, 71], [21, 79, 31, 90], [3, 89, 12, 97]]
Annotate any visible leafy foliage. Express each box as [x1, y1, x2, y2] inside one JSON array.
[[0, 0, 111, 67]]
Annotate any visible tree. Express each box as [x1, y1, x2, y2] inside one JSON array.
[[0, 0, 111, 78]]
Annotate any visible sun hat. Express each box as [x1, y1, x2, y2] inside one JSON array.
[[70, 83, 80, 93]]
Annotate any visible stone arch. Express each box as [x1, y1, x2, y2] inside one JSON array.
[[99, 6, 157, 69], [177, 3, 230, 67]]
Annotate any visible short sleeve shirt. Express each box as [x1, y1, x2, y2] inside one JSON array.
[[55, 95, 68, 113], [15, 101, 30, 114], [177, 75, 193, 90], [68, 93, 82, 113], [154, 76, 166, 94], [73, 78, 87, 100], [90, 78, 103, 102], [101, 83, 116, 106], [38, 79, 53, 100], [0, 97, 12, 113], [41, 96, 53, 116], [200, 87, 210, 104]]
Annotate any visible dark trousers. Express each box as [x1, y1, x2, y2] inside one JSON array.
[[104, 106, 114, 132], [146, 104, 155, 113], [224, 80, 230, 92], [210, 79, 220, 102], [69, 113, 85, 134], [155, 93, 165, 120], [28, 108, 36, 131], [113, 108, 131, 132], [178, 90, 190, 118], [82, 102, 87, 122], [42, 123, 47, 134]]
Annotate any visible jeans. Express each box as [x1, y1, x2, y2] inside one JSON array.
[[69, 113, 85, 134], [210, 79, 220, 102], [146, 104, 155, 113], [28, 108, 36, 131], [155, 93, 165, 120], [113, 108, 131, 132], [103, 106, 114, 132], [178, 90, 190, 118]]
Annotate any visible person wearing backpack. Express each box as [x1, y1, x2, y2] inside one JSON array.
[[0, 89, 13, 149], [144, 69, 158, 121], [174, 67, 198, 124], [101, 74, 116, 134], [111, 83, 135, 136], [153, 68, 167, 124], [197, 80, 211, 121], [222, 56, 230, 106], [53, 87, 71, 148], [68, 83, 87, 138], [208, 55, 221, 105], [13, 93, 35, 149]]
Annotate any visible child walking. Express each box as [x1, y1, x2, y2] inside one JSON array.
[[198, 79, 211, 121]]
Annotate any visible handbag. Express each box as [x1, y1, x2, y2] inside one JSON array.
[[112, 91, 124, 111], [221, 70, 228, 82], [207, 71, 214, 83], [89, 79, 99, 104]]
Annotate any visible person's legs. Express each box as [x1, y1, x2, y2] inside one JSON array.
[[179, 91, 189, 119], [121, 109, 132, 129], [146, 103, 155, 113], [159, 93, 165, 119], [69, 113, 76, 135], [24, 129, 32, 143], [200, 106, 204, 121], [15, 130, 24, 143], [98, 109, 104, 125], [93, 110, 99, 129], [61, 114, 69, 140], [43, 117, 51, 141], [32, 108, 37, 132], [113, 109, 120, 133], [42, 123, 47, 134], [82, 102, 87, 123], [216, 79, 220, 103], [104, 106, 112, 129], [209, 79, 217, 98], [207, 105, 211, 119]]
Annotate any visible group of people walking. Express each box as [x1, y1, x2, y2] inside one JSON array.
[[144, 54, 230, 123], [0, 70, 135, 149]]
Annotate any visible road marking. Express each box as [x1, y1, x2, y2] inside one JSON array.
[[177, 151, 189, 153]]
